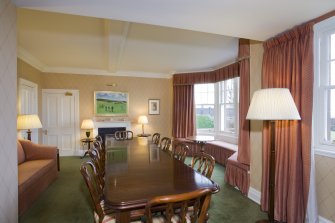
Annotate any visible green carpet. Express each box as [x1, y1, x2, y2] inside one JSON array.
[[19, 157, 267, 223]]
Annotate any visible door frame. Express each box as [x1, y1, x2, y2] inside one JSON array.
[[42, 89, 80, 156], [18, 78, 39, 142]]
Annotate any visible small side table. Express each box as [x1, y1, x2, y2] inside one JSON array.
[[137, 134, 151, 137], [81, 138, 94, 158], [186, 135, 215, 152]]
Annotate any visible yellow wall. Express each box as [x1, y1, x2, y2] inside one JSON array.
[[249, 40, 264, 191], [17, 59, 173, 139]]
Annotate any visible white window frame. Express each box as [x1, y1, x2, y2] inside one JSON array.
[[195, 78, 239, 144], [313, 16, 335, 158]]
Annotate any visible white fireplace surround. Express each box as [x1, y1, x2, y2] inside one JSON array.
[[93, 120, 131, 137]]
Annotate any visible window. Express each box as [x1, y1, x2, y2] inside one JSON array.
[[313, 17, 335, 157], [194, 77, 239, 142]]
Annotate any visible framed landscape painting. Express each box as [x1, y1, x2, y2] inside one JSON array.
[[94, 91, 129, 116]]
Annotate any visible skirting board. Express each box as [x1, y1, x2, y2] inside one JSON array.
[[247, 187, 333, 223]]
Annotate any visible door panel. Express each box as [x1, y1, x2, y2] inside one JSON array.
[[42, 89, 79, 156], [18, 79, 39, 143]]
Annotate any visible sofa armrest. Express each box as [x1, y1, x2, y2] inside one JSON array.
[[19, 140, 58, 161]]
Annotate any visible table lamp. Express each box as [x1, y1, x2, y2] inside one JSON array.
[[138, 115, 148, 136], [81, 119, 94, 138], [17, 114, 43, 141], [246, 88, 300, 223]]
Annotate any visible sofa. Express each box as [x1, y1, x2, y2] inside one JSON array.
[[18, 139, 59, 215]]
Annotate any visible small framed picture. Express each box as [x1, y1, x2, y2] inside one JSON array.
[[148, 99, 160, 115]]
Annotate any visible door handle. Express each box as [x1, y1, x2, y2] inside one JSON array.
[[43, 129, 48, 135]]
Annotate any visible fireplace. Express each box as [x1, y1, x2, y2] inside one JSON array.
[[98, 127, 126, 144], [93, 120, 131, 144]]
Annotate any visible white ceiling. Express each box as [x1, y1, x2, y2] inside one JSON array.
[[14, 1, 335, 78]]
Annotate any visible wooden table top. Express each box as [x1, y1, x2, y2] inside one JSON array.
[[104, 137, 220, 210], [186, 135, 215, 143]]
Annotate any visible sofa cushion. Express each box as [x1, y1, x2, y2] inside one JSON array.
[[18, 159, 56, 193], [18, 141, 25, 165]]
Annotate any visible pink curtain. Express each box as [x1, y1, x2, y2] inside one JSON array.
[[237, 39, 250, 165], [172, 63, 239, 138], [172, 85, 196, 138], [261, 22, 314, 223]]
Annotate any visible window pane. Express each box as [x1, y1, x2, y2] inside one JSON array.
[[331, 61, 335, 86], [224, 104, 236, 133], [331, 34, 335, 60], [221, 104, 236, 133], [196, 105, 214, 129], [327, 89, 335, 143], [195, 84, 215, 105]]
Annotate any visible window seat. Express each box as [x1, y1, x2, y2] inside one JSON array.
[[173, 138, 250, 195], [173, 138, 237, 166]]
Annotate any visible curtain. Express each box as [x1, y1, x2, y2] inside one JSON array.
[[237, 39, 250, 165], [172, 85, 196, 138], [261, 22, 314, 223], [172, 62, 239, 138]]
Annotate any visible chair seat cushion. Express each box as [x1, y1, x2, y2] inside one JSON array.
[[151, 212, 192, 223]]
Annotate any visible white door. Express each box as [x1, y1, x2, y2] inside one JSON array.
[[18, 78, 39, 143], [42, 89, 80, 156]]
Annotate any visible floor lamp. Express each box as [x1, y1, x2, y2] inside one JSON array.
[[246, 88, 301, 223]]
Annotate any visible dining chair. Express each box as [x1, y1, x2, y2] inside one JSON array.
[[126, 130, 134, 140], [173, 143, 189, 162], [152, 133, 160, 145], [159, 137, 172, 152], [145, 188, 212, 223], [95, 135, 103, 144], [80, 160, 113, 223], [191, 152, 215, 179], [114, 131, 127, 141], [93, 140, 106, 164], [88, 148, 105, 187]]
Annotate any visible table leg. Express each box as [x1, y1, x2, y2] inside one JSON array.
[[118, 211, 131, 223]]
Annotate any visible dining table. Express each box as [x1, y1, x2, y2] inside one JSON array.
[[103, 136, 220, 222]]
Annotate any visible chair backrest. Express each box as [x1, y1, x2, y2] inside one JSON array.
[[114, 131, 127, 140], [145, 188, 212, 223], [88, 147, 105, 181], [173, 143, 189, 162], [191, 152, 215, 179], [160, 137, 172, 152], [126, 130, 133, 140], [114, 130, 133, 140], [152, 133, 160, 145], [80, 160, 105, 222], [95, 135, 103, 144]]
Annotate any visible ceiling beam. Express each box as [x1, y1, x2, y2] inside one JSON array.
[[104, 20, 131, 73]]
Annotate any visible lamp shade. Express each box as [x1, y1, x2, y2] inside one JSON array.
[[246, 88, 301, 120], [81, 119, 94, 129], [138, 115, 148, 124], [17, 114, 42, 130]]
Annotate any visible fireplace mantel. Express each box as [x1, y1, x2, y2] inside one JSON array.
[[93, 120, 131, 137]]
